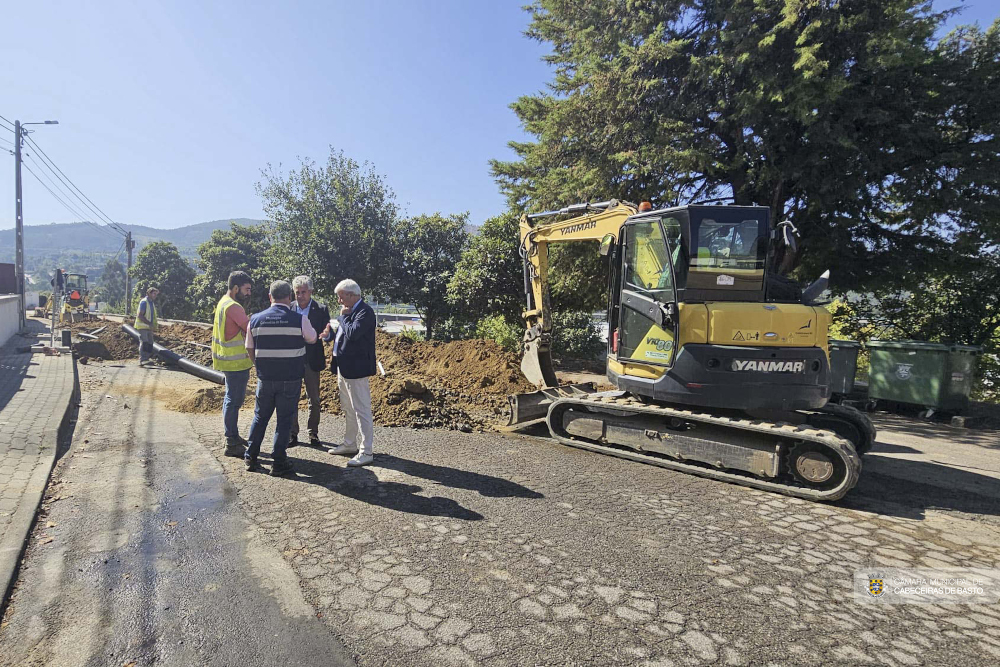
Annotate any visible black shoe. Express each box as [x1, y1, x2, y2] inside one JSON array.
[[309, 437, 322, 448], [244, 458, 262, 472], [224, 444, 245, 458], [287, 437, 300, 449], [270, 459, 295, 477]]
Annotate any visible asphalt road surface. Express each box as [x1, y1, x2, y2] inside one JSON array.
[[2, 361, 999, 666]]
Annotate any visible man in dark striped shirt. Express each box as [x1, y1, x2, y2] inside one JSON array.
[[243, 280, 317, 476]]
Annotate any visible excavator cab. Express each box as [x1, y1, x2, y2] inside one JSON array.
[[64, 274, 88, 307], [608, 205, 771, 371]]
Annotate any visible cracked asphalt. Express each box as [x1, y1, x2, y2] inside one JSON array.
[[3, 361, 1000, 665]]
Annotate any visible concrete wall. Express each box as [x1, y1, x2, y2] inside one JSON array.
[[0, 294, 21, 348]]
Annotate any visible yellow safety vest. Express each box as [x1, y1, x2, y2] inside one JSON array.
[[134, 297, 157, 330], [212, 294, 252, 371]]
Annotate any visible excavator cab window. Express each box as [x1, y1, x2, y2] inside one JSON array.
[[617, 219, 679, 366], [683, 208, 769, 299], [624, 222, 672, 295]]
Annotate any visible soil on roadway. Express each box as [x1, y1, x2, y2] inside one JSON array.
[[1, 359, 999, 665]]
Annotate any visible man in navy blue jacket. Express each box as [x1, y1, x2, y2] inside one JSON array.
[[244, 280, 317, 476], [322, 278, 377, 467]]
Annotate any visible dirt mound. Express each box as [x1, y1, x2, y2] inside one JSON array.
[[68, 321, 140, 361], [168, 385, 254, 413], [67, 320, 214, 364], [154, 324, 213, 365], [168, 330, 535, 431], [309, 332, 535, 430]]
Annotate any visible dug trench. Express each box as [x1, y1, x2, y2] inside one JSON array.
[[67, 319, 561, 431]]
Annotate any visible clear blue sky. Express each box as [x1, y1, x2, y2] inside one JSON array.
[[2, 0, 997, 232]]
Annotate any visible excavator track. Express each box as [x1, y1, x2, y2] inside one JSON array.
[[545, 393, 862, 502], [804, 403, 876, 456]]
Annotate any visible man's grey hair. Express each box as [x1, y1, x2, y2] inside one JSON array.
[[292, 275, 313, 291], [269, 280, 293, 301], [334, 279, 362, 296]]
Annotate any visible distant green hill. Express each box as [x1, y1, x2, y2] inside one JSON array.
[[0, 218, 265, 256], [0, 218, 265, 284]]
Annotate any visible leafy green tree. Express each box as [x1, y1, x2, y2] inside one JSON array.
[[447, 212, 524, 325], [188, 222, 276, 321], [491, 1, 997, 291], [129, 241, 196, 320], [387, 213, 469, 340], [256, 148, 398, 300]]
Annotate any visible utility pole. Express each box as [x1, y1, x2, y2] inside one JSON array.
[[125, 231, 134, 316], [13, 121, 25, 332]]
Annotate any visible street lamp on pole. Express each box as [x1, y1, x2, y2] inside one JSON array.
[[13, 119, 59, 333]]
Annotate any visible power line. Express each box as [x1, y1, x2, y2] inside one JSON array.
[[23, 152, 122, 238], [22, 162, 122, 241], [112, 237, 127, 264], [22, 134, 130, 237], [22, 133, 127, 235], [0, 114, 13, 131]]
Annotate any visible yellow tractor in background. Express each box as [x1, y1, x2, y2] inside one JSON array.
[[34, 271, 91, 322], [508, 200, 875, 501]]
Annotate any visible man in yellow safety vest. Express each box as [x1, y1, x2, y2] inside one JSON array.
[[134, 285, 160, 366], [212, 271, 254, 457]]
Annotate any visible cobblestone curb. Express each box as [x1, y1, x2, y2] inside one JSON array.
[[0, 349, 78, 613]]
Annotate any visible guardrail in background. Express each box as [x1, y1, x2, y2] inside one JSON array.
[[0, 295, 22, 348]]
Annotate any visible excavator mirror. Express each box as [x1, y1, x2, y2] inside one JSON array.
[[598, 234, 615, 256]]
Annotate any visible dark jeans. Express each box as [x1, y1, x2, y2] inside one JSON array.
[[222, 369, 250, 442], [290, 365, 322, 442], [245, 379, 301, 463]]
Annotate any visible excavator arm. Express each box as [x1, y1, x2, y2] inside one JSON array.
[[519, 199, 638, 388]]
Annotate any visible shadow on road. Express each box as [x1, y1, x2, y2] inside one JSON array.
[[0, 320, 47, 413], [841, 452, 1000, 520], [869, 442, 921, 455], [373, 453, 544, 499], [285, 455, 487, 521], [874, 413, 999, 447]]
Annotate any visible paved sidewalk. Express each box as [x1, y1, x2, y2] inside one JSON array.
[[0, 319, 77, 610]]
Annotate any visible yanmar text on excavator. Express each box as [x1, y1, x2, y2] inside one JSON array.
[[507, 199, 875, 501]]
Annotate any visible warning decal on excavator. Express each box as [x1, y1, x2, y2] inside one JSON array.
[[732, 330, 761, 342]]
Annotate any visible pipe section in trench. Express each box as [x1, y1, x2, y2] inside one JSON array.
[[122, 323, 225, 385]]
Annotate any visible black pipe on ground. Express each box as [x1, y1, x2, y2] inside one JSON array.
[[122, 323, 224, 385]]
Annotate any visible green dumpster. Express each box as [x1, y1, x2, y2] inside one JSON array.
[[828, 339, 861, 396], [867, 340, 981, 413]]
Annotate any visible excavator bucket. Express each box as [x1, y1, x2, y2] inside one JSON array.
[[506, 383, 597, 429], [520, 336, 560, 388]]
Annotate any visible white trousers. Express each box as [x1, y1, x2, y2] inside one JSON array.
[[338, 372, 373, 455]]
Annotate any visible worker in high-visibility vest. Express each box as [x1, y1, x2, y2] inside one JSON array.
[[212, 271, 254, 457], [134, 285, 160, 366]]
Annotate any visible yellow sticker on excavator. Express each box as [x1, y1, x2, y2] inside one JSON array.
[[731, 330, 761, 343], [629, 323, 676, 365]]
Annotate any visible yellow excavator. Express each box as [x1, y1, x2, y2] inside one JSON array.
[[508, 200, 875, 501], [34, 271, 90, 322]]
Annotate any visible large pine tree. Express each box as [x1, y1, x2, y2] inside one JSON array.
[[492, 1, 1000, 291]]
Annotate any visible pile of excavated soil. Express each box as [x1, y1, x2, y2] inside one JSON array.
[[67, 321, 140, 361], [169, 330, 536, 431], [153, 324, 214, 366], [67, 320, 214, 364]]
